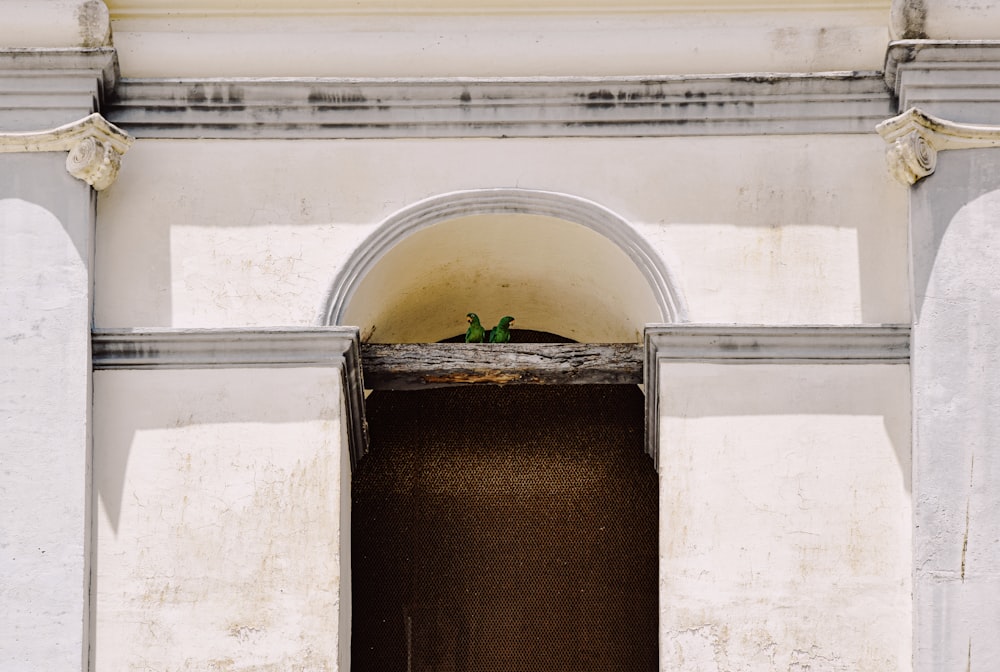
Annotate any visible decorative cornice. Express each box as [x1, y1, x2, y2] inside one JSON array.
[[0, 113, 134, 190], [642, 324, 910, 470], [0, 48, 118, 81], [877, 107, 1000, 184], [0, 49, 120, 133], [107, 73, 892, 139], [884, 40, 1000, 91], [92, 327, 369, 467], [883, 40, 1000, 126]]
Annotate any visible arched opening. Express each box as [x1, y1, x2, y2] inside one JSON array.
[[322, 188, 686, 341], [352, 331, 658, 672], [329, 189, 681, 670]]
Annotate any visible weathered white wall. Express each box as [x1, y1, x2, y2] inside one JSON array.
[[105, 1, 890, 78], [891, 0, 1000, 39], [0, 155, 95, 672], [0, 0, 111, 48], [657, 362, 912, 671], [92, 366, 349, 671], [95, 134, 908, 339], [909, 148, 1000, 672]]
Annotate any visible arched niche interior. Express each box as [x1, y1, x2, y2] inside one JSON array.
[[328, 189, 674, 669], [324, 189, 684, 343]]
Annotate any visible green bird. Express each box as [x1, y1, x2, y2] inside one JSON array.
[[465, 312, 486, 343], [489, 316, 515, 343]]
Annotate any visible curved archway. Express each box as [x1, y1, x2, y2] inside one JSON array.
[[322, 189, 685, 343]]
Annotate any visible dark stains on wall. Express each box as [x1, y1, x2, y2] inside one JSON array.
[[186, 83, 247, 111], [307, 88, 371, 112], [892, 0, 928, 39], [75, 0, 110, 47]]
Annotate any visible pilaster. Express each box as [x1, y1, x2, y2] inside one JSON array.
[[0, 39, 130, 671], [880, 34, 1000, 671]]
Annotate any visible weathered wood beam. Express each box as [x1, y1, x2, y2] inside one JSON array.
[[360, 343, 643, 389]]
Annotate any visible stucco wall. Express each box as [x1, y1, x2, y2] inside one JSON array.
[[95, 134, 908, 339], [909, 147, 1000, 672], [104, 1, 891, 78], [658, 362, 912, 671], [1, 154, 95, 671], [92, 366, 350, 671]]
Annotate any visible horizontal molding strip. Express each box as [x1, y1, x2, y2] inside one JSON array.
[[107, 73, 892, 138], [644, 324, 911, 364], [0, 49, 119, 131], [0, 49, 118, 81], [92, 327, 361, 369], [884, 40, 1000, 90]]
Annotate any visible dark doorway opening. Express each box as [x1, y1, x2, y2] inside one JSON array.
[[352, 338, 658, 672]]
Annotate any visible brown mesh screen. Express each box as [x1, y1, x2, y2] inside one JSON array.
[[352, 335, 657, 672]]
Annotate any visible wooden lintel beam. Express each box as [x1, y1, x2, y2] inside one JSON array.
[[360, 343, 643, 389]]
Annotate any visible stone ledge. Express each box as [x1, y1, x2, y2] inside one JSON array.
[[107, 73, 892, 138]]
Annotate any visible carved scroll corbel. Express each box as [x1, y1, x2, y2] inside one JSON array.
[[885, 129, 937, 185], [65, 135, 124, 191], [878, 107, 1000, 185], [0, 113, 134, 190]]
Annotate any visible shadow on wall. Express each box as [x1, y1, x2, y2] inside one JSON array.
[[0, 153, 93, 265], [659, 362, 911, 495], [90, 367, 346, 668], [910, 148, 1000, 322]]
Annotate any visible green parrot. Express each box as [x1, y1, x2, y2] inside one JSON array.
[[465, 312, 486, 343], [489, 316, 515, 343]]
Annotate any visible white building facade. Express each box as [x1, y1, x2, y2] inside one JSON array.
[[2, 0, 998, 670]]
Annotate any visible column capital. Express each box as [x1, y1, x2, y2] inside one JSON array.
[[0, 113, 134, 190], [878, 107, 1000, 184]]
